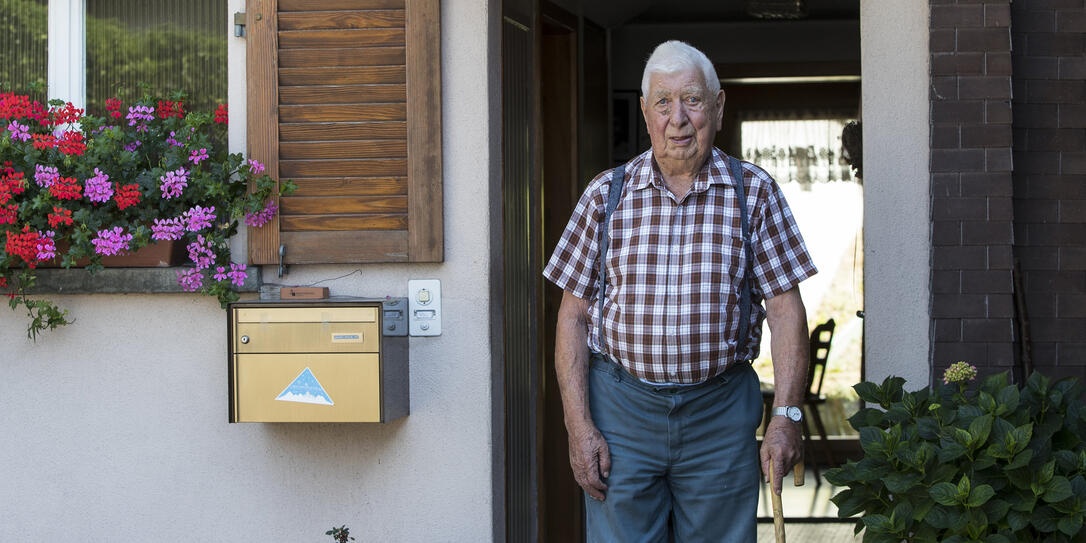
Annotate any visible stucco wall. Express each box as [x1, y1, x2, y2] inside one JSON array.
[[861, 0, 932, 389], [0, 1, 495, 541]]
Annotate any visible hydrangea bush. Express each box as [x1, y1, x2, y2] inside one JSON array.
[[0, 91, 295, 339]]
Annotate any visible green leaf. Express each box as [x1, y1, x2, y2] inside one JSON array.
[[860, 426, 889, 457], [1044, 476, 1073, 503], [982, 372, 1009, 396], [1007, 449, 1033, 470], [954, 427, 975, 447], [966, 484, 996, 507], [970, 414, 995, 446], [861, 513, 894, 533], [1058, 514, 1083, 536], [1007, 509, 1030, 531], [997, 385, 1020, 415], [884, 471, 923, 494], [917, 416, 941, 440], [985, 535, 1011, 543], [854, 381, 881, 404], [983, 498, 1011, 523], [931, 482, 961, 506], [1033, 505, 1062, 533], [1040, 460, 1056, 485], [1071, 475, 1086, 498], [939, 441, 968, 463], [924, 505, 954, 529], [980, 391, 997, 413], [959, 474, 973, 496]]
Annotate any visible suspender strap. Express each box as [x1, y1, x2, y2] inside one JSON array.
[[596, 158, 753, 364], [597, 165, 625, 354], [730, 157, 754, 360]]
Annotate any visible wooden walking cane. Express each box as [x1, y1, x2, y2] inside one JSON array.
[[769, 461, 805, 543]]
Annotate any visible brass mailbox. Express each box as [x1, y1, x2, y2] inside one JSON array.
[[228, 299, 408, 423]]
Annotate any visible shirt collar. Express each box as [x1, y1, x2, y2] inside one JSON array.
[[627, 147, 736, 195]]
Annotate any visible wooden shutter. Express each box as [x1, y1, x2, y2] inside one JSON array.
[[246, 0, 442, 264]]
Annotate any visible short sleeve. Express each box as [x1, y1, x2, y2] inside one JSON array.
[[542, 174, 610, 300], [750, 171, 818, 298]]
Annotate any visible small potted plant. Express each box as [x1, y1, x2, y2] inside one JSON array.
[[826, 362, 1086, 542], [0, 89, 295, 339]]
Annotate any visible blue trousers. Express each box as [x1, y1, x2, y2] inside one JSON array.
[[585, 354, 762, 543]]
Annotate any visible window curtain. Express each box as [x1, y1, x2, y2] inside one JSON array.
[[740, 109, 857, 188], [0, 0, 48, 101]]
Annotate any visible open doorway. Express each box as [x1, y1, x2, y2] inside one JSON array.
[[500, 0, 864, 539]]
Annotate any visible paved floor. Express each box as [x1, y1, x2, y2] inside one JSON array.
[[756, 521, 863, 542]]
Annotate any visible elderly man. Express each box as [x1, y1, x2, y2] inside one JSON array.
[[542, 40, 817, 541]]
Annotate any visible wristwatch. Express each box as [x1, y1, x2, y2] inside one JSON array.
[[772, 405, 803, 423]]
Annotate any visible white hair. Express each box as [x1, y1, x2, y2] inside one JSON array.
[[640, 41, 720, 98]]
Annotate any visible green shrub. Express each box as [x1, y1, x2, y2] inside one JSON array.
[[825, 370, 1086, 543]]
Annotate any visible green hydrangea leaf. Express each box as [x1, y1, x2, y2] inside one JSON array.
[[1033, 505, 1061, 533], [997, 386, 1020, 415], [854, 381, 881, 404], [966, 484, 996, 507], [1007, 509, 1030, 531], [1007, 449, 1033, 470], [983, 498, 1011, 523], [1058, 515, 1083, 537], [970, 414, 994, 446], [1044, 476, 1073, 503], [885, 471, 924, 494], [931, 482, 961, 506]]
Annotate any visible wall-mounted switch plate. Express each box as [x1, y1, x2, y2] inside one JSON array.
[[408, 279, 441, 336], [382, 297, 408, 337]]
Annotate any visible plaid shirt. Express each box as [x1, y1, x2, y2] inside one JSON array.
[[543, 148, 817, 384]]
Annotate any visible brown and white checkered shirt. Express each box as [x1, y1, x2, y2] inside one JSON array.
[[543, 148, 817, 384]]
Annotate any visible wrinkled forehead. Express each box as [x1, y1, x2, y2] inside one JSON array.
[[645, 68, 711, 98]]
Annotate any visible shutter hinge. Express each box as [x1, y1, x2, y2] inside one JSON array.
[[233, 12, 246, 38], [278, 244, 288, 278]]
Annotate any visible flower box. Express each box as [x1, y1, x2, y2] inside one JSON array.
[[38, 239, 185, 268]]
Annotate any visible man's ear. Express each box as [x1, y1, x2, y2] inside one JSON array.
[[715, 89, 726, 131], [639, 96, 647, 120]]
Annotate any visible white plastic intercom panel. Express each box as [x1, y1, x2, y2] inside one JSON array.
[[408, 279, 441, 336]]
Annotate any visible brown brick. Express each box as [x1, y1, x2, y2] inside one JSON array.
[[934, 101, 986, 123], [1032, 343, 1058, 364], [1059, 57, 1086, 80], [1056, 10, 1086, 32], [1032, 317, 1086, 342], [933, 294, 989, 317], [1060, 200, 1086, 222], [989, 197, 1015, 221], [961, 270, 1014, 293], [961, 172, 1013, 196], [934, 318, 963, 341], [933, 149, 986, 172], [1065, 153, 1086, 175], [1012, 56, 1059, 79], [985, 3, 1012, 26], [1025, 291, 1058, 317], [988, 342, 1016, 366], [1015, 151, 1061, 174], [1027, 32, 1085, 57], [933, 220, 963, 245], [934, 271, 962, 294], [934, 246, 988, 270], [1025, 174, 1086, 199], [962, 220, 1013, 244], [1028, 80, 1086, 103], [1057, 294, 1086, 317], [931, 29, 957, 53], [1017, 199, 1060, 222], [933, 53, 986, 76], [934, 341, 989, 365], [963, 318, 1014, 341], [987, 100, 1013, 124], [988, 148, 1015, 171], [1028, 223, 1086, 245], [1059, 104, 1086, 129], [1017, 246, 1059, 270], [960, 125, 1010, 147], [1057, 343, 1086, 365], [986, 52, 1012, 75], [931, 76, 959, 100], [958, 28, 1011, 52], [934, 197, 988, 220], [933, 4, 985, 28], [1013, 103, 1059, 128], [1027, 270, 1086, 292], [959, 76, 1012, 99], [933, 172, 962, 197], [1028, 129, 1086, 151], [932, 125, 961, 149], [989, 245, 1015, 269], [1012, 9, 1056, 32], [1062, 247, 1086, 269]]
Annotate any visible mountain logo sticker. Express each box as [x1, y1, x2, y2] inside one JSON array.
[[275, 367, 334, 406]]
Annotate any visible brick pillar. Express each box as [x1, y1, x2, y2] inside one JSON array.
[[1011, 0, 1086, 377], [929, 0, 1017, 377]]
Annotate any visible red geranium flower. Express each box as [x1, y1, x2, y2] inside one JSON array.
[[0, 203, 17, 225], [105, 97, 123, 119], [48, 206, 73, 227], [157, 100, 185, 119], [48, 102, 84, 126], [5, 225, 42, 268], [113, 183, 141, 210], [213, 104, 228, 125], [49, 177, 82, 200], [57, 131, 86, 156], [31, 133, 57, 150]]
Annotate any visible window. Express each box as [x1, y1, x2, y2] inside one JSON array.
[[0, 0, 49, 101]]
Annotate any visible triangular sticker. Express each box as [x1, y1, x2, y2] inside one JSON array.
[[275, 367, 334, 406]]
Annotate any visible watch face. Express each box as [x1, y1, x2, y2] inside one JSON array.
[[787, 406, 802, 422]]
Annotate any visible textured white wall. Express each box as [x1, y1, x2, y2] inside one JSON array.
[[860, 0, 931, 390], [0, 1, 495, 541]]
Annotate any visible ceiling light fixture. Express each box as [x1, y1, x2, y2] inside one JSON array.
[[746, 0, 809, 20]]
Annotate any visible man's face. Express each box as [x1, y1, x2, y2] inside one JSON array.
[[640, 68, 724, 174]]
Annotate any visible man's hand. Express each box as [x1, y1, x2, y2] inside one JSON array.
[[567, 422, 611, 501], [760, 416, 803, 495]]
